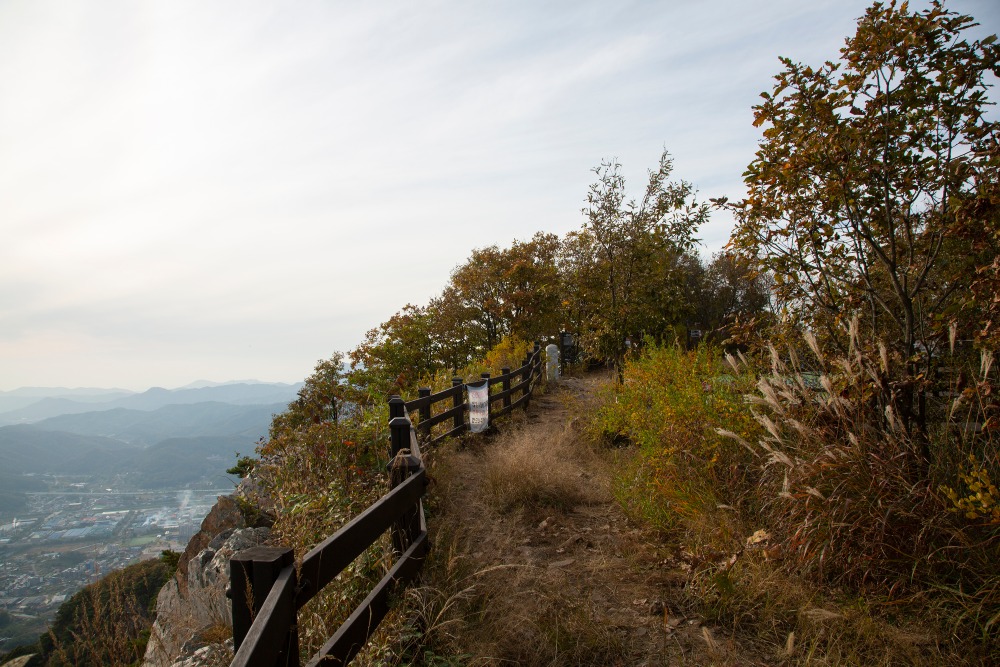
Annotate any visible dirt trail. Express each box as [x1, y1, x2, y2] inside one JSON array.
[[424, 374, 760, 666]]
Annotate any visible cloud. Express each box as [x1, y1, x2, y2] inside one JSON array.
[[1, 0, 996, 388]]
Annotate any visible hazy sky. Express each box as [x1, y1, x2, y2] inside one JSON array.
[[2, 0, 997, 391]]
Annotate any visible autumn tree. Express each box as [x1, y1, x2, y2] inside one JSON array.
[[442, 232, 562, 352], [730, 0, 999, 440], [575, 149, 707, 365], [956, 141, 1000, 350], [691, 251, 774, 338], [349, 305, 442, 395]]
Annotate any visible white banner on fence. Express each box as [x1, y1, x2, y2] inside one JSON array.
[[468, 381, 489, 433]]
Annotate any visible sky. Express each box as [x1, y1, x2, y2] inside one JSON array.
[[2, 0, 998, 391]]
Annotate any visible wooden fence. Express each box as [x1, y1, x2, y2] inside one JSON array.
[[229, 344, 544, 666]]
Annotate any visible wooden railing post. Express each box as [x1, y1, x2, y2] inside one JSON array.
[[480, 372, 491, 429], [386, 414, 423, 556], [451, 377, 464, 431], [389, 455, 423, 555], [389, 416, 410, 458], [522, 351, 532, 403], [418, 387, 431, 430], [501, 367, 511, 411], [389, 395, 405, 420], [230, 546, 298, 665], [533, 342, 542, 382]]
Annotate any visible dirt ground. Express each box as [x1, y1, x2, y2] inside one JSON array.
[[420, 374, 764, 666]]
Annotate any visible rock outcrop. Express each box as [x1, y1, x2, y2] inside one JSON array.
[[142, 493, 271, 667]]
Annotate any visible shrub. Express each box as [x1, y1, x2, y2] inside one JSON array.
[[593, 343, 762, 530], [726, 327, 1000, 651], [41, 559, 171, 666], [482, 421, 605, 511]]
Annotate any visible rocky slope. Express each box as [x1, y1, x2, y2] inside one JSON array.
[[142, 493, 271, 667]]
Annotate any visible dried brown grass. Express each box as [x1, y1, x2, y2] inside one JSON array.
[[365, 388, 625, 666], [399, 522, 627, 667], [481, 420, 609, 511]]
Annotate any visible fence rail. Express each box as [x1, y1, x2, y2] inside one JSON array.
[[229, 343, 545, 666], [402, 345, 543, 445]]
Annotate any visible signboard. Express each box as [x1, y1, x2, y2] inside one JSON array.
[[468, 381, 489, 433]]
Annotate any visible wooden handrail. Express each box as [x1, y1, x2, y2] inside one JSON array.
[[294, 469, 427, 607], [230, 563, 298, 667], [230, 341, 548, 667], [403, 344, 543, 442], [304, 531, 429, 667]]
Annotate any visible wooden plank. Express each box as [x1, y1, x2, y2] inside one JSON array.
[[231, 547, 295, 653], [296, 469, 426, 608], [511, 392, 529, 410], [404, 384, 462, 413], [428, 422, 467, 446], [435, 383, 464, 400], [231, 564, 298, 667], [403, 394, 431, 412], [304, 531, 429, 667], [510, 376, 531, 395], [418, 403, 465, 431], [490, 386, 516, 402]]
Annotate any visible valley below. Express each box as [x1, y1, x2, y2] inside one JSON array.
[[0, 485, 224, 651], [0, 381, 302, 651]]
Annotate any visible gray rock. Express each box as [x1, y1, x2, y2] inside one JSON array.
[[142, 523, 270, 667]]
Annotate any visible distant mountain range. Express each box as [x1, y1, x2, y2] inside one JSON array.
[[0, 382, 303, 425], [0, 389, 134, 416], [0, 426, 137, 475], [0, 381, 304, 514], [0, 427, 254, 510]]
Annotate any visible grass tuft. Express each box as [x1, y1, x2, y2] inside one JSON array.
[[482, 421, 607, 511]]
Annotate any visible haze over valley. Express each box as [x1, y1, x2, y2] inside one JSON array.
[[0, 380, 300, 650]]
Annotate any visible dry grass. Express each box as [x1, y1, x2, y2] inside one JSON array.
[[481, 419, 609, 511], [363, 384, 632, 666], [398, 523, 628, 667], [592, 338, 1000, 665]]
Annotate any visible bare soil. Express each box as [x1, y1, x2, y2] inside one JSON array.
[[421, 373, 764, 666]]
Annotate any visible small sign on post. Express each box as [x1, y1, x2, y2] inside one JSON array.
[[468, 381, 489, 433]]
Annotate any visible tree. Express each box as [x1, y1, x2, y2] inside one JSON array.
[[730, 0, 999, 441], [443, 232, 562, 352], [349, 306, 441, 395], [577, 149, 707, 365], [691, 251, 774, 338]]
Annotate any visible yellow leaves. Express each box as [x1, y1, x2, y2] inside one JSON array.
[[941, 455, 1000, 524]]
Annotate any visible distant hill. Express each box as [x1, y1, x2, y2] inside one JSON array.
[[31, 401, 285, 446], [0, 387, 133, 397], [0, 426, 249, 496], [0, 425, 140, 475], [119, 435, 247, 488], [114, 383, 302, 410], [0, 396, 120, 423], [0, 388, 133, 417], [0, 382, 301, 425], [0, 471, 46, 513]]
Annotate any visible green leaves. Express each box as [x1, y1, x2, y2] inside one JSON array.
[[573, 149, 708, 362]]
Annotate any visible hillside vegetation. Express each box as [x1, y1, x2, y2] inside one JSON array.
[[224, 4, 999, 664], [1, 557, 173, 667]]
